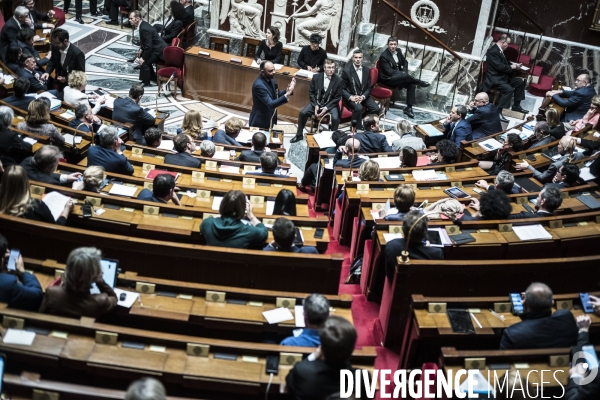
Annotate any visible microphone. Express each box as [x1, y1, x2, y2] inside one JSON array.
[[269, 83, 279, 135]]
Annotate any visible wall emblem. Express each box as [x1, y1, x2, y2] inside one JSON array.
[[398, 0, 446, 34]]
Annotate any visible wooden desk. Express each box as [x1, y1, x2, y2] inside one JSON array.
[[415, 120, 445, 147], [183, 46, 311, 123]]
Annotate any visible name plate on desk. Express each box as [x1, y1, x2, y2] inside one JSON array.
[[444, 166, 455, 173], [187, 343, 210, 357], [250, 195, 264, 204], [230, 57, 242, 64], [143, 182, 154, 191], [243, 177, 256, 188], [31, 185, 45, 195], [192, 171, 205, 180], [357, 184, 369, 192], [143, 205, 159, 215], [205, 160, 218, 170], [198, 51, 210, 57], [196, 190, 211, 201], [142, 163, 155, 171], [244, 165, 256, 172], [132, 147, 143, 155], [215, 145, 224, 152]]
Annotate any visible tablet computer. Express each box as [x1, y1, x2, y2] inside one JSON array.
[[443, 187, 471, 199], [100, 258, 119, 288]]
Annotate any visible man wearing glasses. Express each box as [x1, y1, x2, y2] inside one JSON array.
[[547, 74, 597, 122], [466, 92, 503, 140]]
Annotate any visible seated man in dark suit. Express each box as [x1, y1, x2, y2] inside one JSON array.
[[21, 145, 81, 185], [333, 138, 367, 169], [509, 183, 562, 219], [340, 50, 379, 130], [552, 163, 579, 189], [285, 316, 365, 399], [164, 134, 200, 168], [246, 152, 280, 177], [384, 209, 443, 279], [0, 234, 44, 312], [264, 218, 319, 255], [0, 105, 32, 167], [113, 84, 156, 145], [475, 170, 520, 194], [17, 27, 49, 70], [548, 74, 597, 122], [40, 29, 85, 91], [17, 53, 52, 93], [2, 77, 34, 111], [69, 103, 102, 135], [354, 114, 392, 153], [87, 126, 134, 175], [137, 173, 182, 205], [144, 127, 162, 148], [466, 92, 503, 139], [22, 0, 55, 29], [482, 34, 528, 120], [0, 6, 30, 61], [377, 36, 429, 119], [181, 0, 195, 26], [500, 282, 578, 349], [236, 132, 280, 164], [528, 122, 554, 150], [443, 104, 472, 146], [464, 189, 512, 221]]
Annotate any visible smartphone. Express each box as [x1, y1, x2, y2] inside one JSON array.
[[581, 345, 599, 370], [527, 154, 536, 162], [581, 293, 595, 313], [473, 188, 483, 194], [314, 228, 324, 239], [522, 203, 534, 213], [82, 204, 93, 218], [7, 249, 20, 271], [265, 354, 279, 374], [0, 353, 4, 392], [510, 293, 524, 315]]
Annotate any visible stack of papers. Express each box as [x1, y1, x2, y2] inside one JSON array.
[[108, 184, 137, 197], [62, 134, 83, 145], [236, 130, 255, 143], [295, 70, 314, 79], [213, 150, 231, 160], [2, 74, 14, 85], [579, 167, 596, 181], [312, 132, 336, 148], [512, 224, 553, 241], [262, 307, 294, 324], [418, 124, 444, 137], [219, 165, 239, 174], [23, 137, 37, 145], [412, 169, 443, 181], [157, 140, 174, 150], [41, 191, 71, 221], [59, 110, 75, 119], [479, 138, 503, 151]]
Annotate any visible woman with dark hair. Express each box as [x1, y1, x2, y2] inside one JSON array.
[[273, 189, 296, 216], [465, 189, 512, 221], [400, 146, 417, 167], [155, 1, 186, 45], [255, 26, 283, 64], [5, 43, 23, 72], [39, 247, 118, 318], [200, 190, 268, 248], [479, 133, 523, 175]]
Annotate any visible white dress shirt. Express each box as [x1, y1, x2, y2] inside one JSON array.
[[60, 43, 70, 66], [393, 53, 399, 64], [354, 64, 363, 84], [323, 75, 331, 91]]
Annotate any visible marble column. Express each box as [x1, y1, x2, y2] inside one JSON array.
[[471, 0, 494, 57], [338, 0, 360, 56]]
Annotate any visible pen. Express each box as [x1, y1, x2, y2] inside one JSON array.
[[470, 312, 482, 329], [488, 309, 505, 321]]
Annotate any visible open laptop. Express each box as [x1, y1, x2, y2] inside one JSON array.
[[90, 258, 119, 294]]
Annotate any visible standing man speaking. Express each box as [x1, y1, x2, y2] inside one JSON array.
[[249, 61, 295, 129]]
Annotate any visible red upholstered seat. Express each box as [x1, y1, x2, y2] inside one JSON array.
[[157, 67, 181, 78], [528, 75, 554, 97], [340, 99, 353, 120], [371, 86, 392, 98], [171, 38, 181, 47], [530, 65, 543, 77], [53, 8, 65, 27], [369, 66, 392, 113], [518, 54, 531, 65], [157, 46, 185, 95]]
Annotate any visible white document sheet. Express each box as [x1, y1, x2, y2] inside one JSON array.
[[295, 305, 305, 327], [104, 96, 116, 108], [262, 307, 294, 324], [513, 224, 553, 241], [479, 138, 503, 151], [213, 151, 231, 160], [158, 140, 174, 150], [580, 167, 596, 181], [114, 288, 140, 308], [212, 196, 223, 210], [62, 134, 83, 145], [412, 169, 441, 181], [41, 191, 70, 221], [383, 131, 400, 146], [312, 132, 336, 148], [266, 200, 275, 216], [236, 130, 255, 143], [219, 165, 239, 174], [23, 137, 37, 145], [203, 119, 218, 129], [383, 233, 403, 243], [3, 329, 35, 345], [372, 157, 400, 169], [36, 91, 56, 99], [418, 124, 444, 137], [108, 184, 137, 197], [2, 75, 14, 85]]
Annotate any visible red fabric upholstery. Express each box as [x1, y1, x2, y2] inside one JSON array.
[[503, 46, 519, 62], [371, 86, 392, 98], [171, 38, 181, 47], [528, 75, 554, 97], [157, 67, 181, 77], [53, 8, 65, 27], [369, 67, 378, 87], [340, 99, 352, 119], [530, 65, 543, 77], [0, 12, 4, 31], [158, 46, 185, 89], [518, 53, 531, 65]]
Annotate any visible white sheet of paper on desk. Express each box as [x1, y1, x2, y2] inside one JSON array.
[[62, 134, 83, 145], [158, 140, 174, 150], [266, 200, 275, 215], [418, 124, 443, 137], [36, 91, 56, 99], [23, 137, 37, 145], [295, 305, 305, 327], [108, 184, 137, 197], [250, 60, 260, 68], [3, 75, 14, 84], [273, 63, 284, 70], [213, 150, 230, 160], [43, 28, 51, 34], [580, 167, 596, 181], [203, 119, 218, 129], [383, 131, 400, 146], [312, 132, 336, 148], [271, 137, 281, 143], [236, 130, 254, 143], [41, 191, 70, 221], [562, 86, 572, 91], [412, 169, 441, 181], [114, 288, 140, 308], [147, 109, 157, 118], [104, 96, 116, 108], [479, 138, 503, 151], [373, 157, 400, 169], [212, 196, 223, 210], [295, 70, 314, 79], [219, 165, 239, 174], [383, 233, 403, 243], [3, 328, 35, 345], [262, 307, 294, 324], [59, 111, 75, 120], [512, 224, 553, 241]]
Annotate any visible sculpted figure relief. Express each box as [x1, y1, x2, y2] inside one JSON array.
[[287, 0, 342, 47], [220, 0, 264, 38]]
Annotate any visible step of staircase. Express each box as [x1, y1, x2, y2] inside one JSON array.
[[406, 58, 422, 72], [410, 69, 438, 85], [428, 81, 454, 97]]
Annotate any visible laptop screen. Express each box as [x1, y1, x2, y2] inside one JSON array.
[[100, 258, 118, 288]]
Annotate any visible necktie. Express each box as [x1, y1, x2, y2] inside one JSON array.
[[356, 67, 362, 85], [60, 50, 66, 66]]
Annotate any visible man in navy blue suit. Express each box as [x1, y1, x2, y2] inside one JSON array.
[[443, 104, 472, 146], [69, 103, 102, 134], [353, 114, 392, 153], [466, 92, 503, 140], [2, 78, 35, 111], [87, 126, 134, 175], [548, 74, 597, 122], [0, 234, 44, 312], [113, 84, 155, 145], [249, 61, 295, 129]]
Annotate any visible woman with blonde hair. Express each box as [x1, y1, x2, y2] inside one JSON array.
[[568, 95, 600, 132], [181, 110, 204, 139], [0, 165, 73, 225], [64, 70, 106, 113], [213, 117, 243, 145], [545, 108, 565, 140], [72, 166, 106, 193], [16, 99, 64, 145], [39, 247, 118, 318], [392, 119, 425, 151], [358, 159, 380, 181]]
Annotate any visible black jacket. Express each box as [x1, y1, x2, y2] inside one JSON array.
[[0, 18, 26, 61], [162, 18, 183, 44], [16, 39, 48, 68], [112, 97, 155, 143], [499, 309, 578, 350], [139, 20, 167, 62], [164, 151, 201, 168], [466, 103, 503, 139], [29, 8, 50, 29], [17, 67, 48, 92], [378, 47, 408, 81], [297, 45, 327, 71], [87, 146, 134, 175], [183, 4, 195, 26], [553, 85, 597, 122], [286, 358, 364, 400], [308, 72, 343, 112], [354, 131, 392, 153], [332, 151, 366, 169], [21, 156, 62, 185], [508, 210, 552, 219], [341, 64, 372, 100], [46, 43, 85, 80], [0, 126, 32, 166], [579, 138, 600, 177], [235, 149, 282, 164], [2, 95, 34, 112], [482, 44, 513, 92], [385, 238, 443, 279]]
